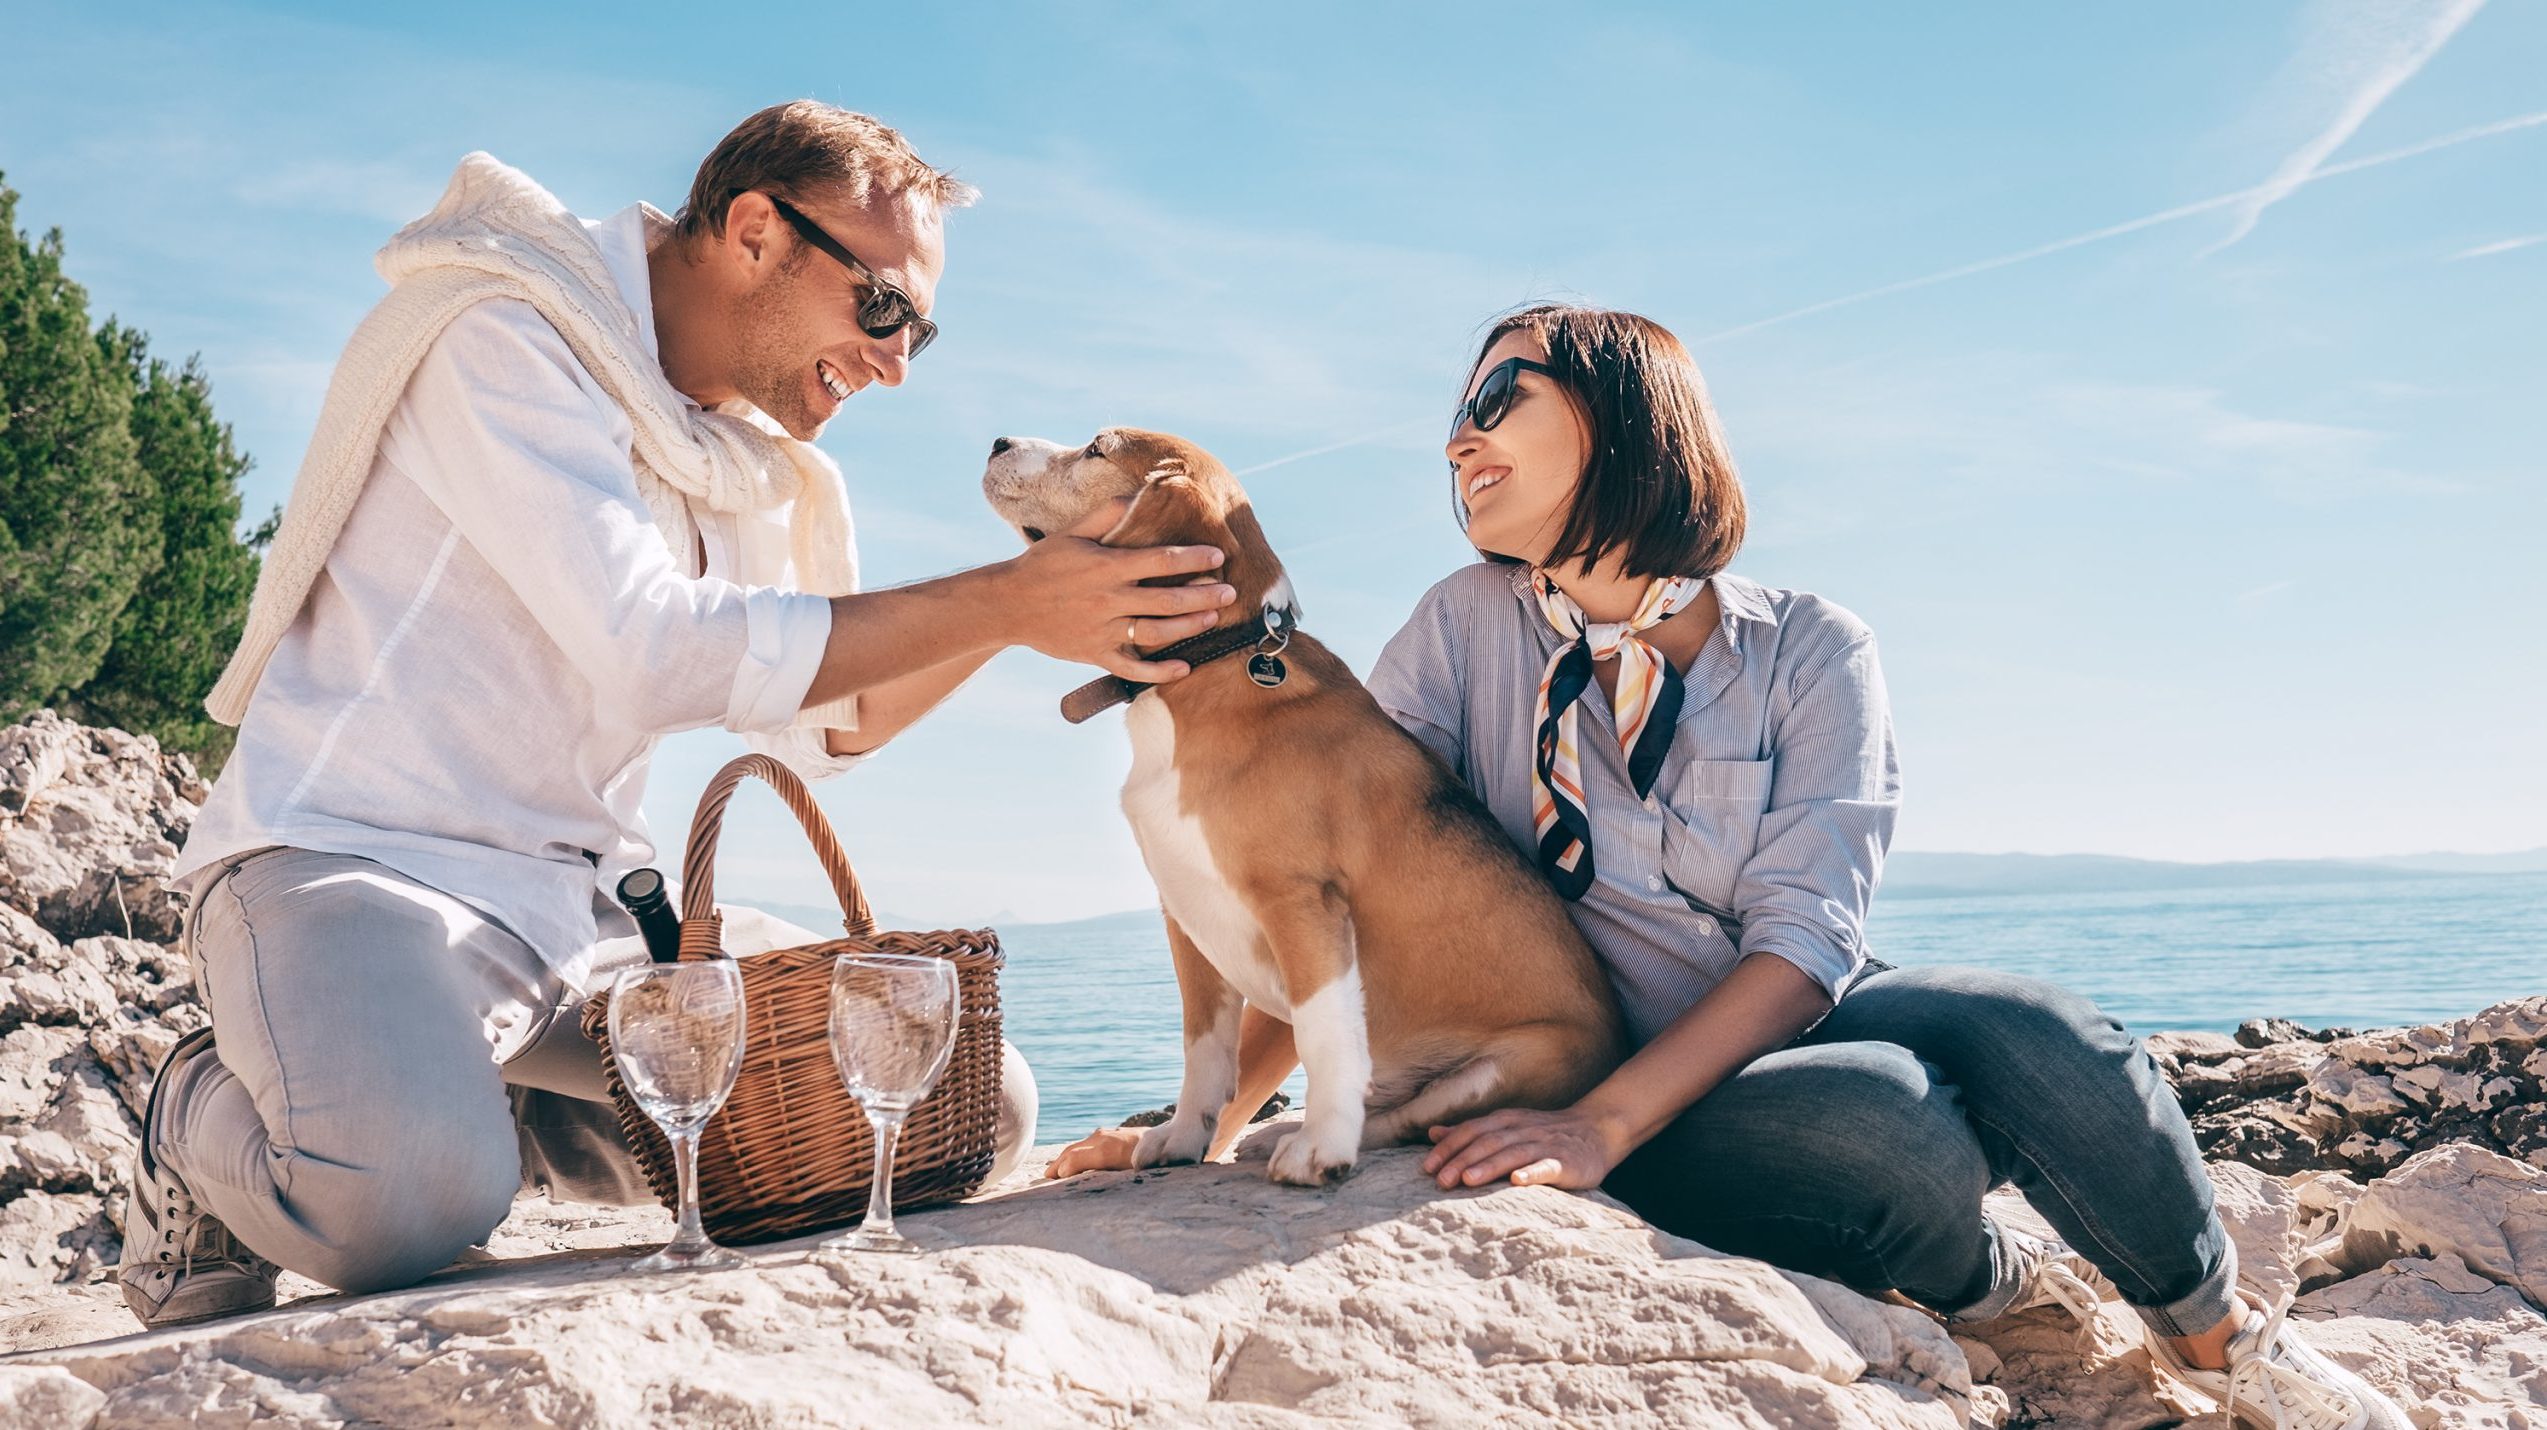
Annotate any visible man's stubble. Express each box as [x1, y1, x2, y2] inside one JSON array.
[[727, 247, 827, 440]]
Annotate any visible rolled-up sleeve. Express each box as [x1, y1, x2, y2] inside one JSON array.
[[1366, 577, 1471, 772], [742, 721, 869, 783], [728, 587, 838, 734], [386, 297, 832, 738], [1732, 630, 1900, 999], [738, 590, 865, 782]]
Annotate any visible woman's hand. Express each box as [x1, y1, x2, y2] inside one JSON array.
[[1044, 1126, 1144, 1179], [1422, 1105, 1630, 1191]]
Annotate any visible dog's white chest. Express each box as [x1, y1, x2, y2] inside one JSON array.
[[1121, 697, 1290, 1018]]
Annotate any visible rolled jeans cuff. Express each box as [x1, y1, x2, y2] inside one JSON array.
[[1944, 1214, 2031, 1324], [2133, 1227, 2241, 1339]]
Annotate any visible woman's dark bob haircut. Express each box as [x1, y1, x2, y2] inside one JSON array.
[[1463, 304, 1747, 582]]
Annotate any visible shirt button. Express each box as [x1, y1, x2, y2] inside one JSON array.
[[1643, 796, 1658, 812], [1646, 875, 1664, 892]]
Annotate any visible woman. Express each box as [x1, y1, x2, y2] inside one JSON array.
[[1055, 306, 2402, 1430]]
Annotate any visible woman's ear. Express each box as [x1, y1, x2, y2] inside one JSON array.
[[1100, 467, 1224, 560]]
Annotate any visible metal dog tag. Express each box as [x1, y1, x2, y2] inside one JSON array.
[[1247, 653, 1288, 688]]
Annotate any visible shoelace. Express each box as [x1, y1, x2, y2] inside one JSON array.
[[155, 1176, 263, 1279], [2218, 1297, 2357, 1430], [2034, 1258, 2108, 1337]]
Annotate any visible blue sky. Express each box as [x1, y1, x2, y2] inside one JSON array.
[[4, 2, 2541, 923]]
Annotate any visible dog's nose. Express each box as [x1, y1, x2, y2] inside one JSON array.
[[990, 437, 1013, 457]]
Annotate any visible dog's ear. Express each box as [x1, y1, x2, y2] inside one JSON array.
[[1100, 464, 1227, 579]]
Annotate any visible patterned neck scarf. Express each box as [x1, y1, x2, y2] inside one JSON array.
[[1528, 570, 1705, 899]]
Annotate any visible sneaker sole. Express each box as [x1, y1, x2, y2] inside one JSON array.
[[119, 1278, 279, 1331]]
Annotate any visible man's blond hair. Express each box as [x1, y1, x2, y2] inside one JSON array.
[[676, 101, 977, 242]]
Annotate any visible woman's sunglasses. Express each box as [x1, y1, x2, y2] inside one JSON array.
[[764, 194, 938, 359], [1448, 356, 1557, 446]]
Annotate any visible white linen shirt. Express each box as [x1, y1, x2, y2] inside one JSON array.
[[174, 203, 862, 991]]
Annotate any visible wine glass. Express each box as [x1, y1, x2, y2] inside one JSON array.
[[822, 953, 959, 1254], [608, 960, 749, 1272]]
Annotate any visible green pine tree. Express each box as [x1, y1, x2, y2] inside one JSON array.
[[70, 324, 262, 765], [0, 171, 265, 768], [0, 175, 156, 721]]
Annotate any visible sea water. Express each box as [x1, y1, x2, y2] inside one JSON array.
[[997, 874, 2546, 1134]]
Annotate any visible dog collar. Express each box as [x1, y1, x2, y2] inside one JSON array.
[[1061, 603, 1300, 724]]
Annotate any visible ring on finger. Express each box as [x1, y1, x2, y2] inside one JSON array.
[[1125, 620, 1140, 645]]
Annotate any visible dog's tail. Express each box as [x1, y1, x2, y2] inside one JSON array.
[[1361, 1050, 1508, 1149]]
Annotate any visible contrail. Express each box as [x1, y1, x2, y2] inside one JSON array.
[[2451, 233, 2546, 260], [1226, 109, 2547, 475], [1233, 417, 1435, 478], [2204, 0, 2486, 256], [1696, 108, 2547, 345]]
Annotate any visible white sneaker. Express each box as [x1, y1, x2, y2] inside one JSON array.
[[1949, 1229, 2112, 1338], [2146, 1291, 2411, 1430], [115, 1028, 280, 1329], [2006, 1230, 2112, 1323]]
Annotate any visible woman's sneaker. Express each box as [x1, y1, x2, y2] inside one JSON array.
[[115, 1028, 279, 1328], [2145, 1291, 2410, 1430], [1947, 1228, 2113, 1340], [2004, 1230, 2113, 1325]]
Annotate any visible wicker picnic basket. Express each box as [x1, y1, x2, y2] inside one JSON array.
[[578, 753, 1005, 1244]]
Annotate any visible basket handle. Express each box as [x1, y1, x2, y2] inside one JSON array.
[[675, 754, 878, 958]]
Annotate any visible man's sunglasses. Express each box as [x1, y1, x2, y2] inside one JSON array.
[[764, 194, 938, 359], [1448, 356, 1558, 446]]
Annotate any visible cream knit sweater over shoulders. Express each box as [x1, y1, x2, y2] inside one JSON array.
[[206, 152, 858, 727]]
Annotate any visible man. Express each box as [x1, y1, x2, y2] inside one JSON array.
[[118, 101, 1234, 1326]]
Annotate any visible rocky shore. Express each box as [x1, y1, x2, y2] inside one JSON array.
[[0, 711, 2539, 1426]]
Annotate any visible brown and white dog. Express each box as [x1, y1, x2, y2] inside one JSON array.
[[983, 428, 1625, 1185]]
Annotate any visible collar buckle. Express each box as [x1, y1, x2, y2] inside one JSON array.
[[1256, 603, 1296, 658]]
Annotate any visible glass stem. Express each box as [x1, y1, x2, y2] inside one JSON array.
[[670, 1124, 710, 1253], [864, 1110, 905, 1240]]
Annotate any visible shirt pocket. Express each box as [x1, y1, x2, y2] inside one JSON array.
[[1659, 757, 1775, 915]]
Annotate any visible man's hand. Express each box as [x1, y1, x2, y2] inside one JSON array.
[[1421, 1104, 1631, 1190], [995, 507, 1234, 683], [799, 499, 1237, 715], [1045, 1126, 1144, 1179]]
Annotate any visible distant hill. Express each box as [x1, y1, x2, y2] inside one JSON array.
[[742, 901, 1162, 938], [729, 850, 2546, 929], [2359, 849, 2547, 875], [745, 901, 940, 936], [1881, 849, 2547, 900]]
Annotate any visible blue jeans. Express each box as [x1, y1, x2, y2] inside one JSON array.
[[1603, 964, 2239, 1338]]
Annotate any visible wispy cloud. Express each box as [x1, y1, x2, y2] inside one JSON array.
[[233, 157, 448, 227], [2203, 0, 2488, 256], [2451, 233, 2547, 260], [1729, 353, 2444, 521], [1697, 108, 2547, 346], [1232, 417, 1435, 479]]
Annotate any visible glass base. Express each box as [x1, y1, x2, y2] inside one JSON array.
[[819, 1225, 921, 1255], [631, 1239, 749, 1273]]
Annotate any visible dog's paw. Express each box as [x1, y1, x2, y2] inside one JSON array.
[[1132, 1114, 1212, 1169], [1267, 1128, 1357, 1187]]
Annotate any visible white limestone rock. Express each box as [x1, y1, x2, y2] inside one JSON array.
[[2325, 1143, 2547, 1311], [2296, 1254, 2547, 1428], [0, 711, 200, 945], [2168, 998, 2547, 1180], [11, 1144, 1991, 1429], [0, 1364, 107, 1428]]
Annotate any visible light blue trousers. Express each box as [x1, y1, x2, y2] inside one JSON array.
[[161, 846, 1037, 1293]]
